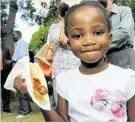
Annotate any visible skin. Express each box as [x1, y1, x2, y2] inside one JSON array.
[[46, 18, 69, 61], [46, 49, 54, 62], [127, 96, 135, 121], [68, 6, 112, 74], [12, 32, 21, 42], [106, 0, 114, 14], [59, 18, 69, 48], [14, 75, 27, 94], [14, 5, 135, 121], [46, 42, 54, 62]]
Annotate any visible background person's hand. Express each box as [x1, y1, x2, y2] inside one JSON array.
[[4, 60, 11, 66], [14, 75, 27, 94], [47, 49, 54, 62]]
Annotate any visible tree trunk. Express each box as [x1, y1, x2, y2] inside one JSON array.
[[3, 0, 18, 51]]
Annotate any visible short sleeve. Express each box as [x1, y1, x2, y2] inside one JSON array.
[[48, 24, 61, 45], [125, 70, 135, 100], [56, 73, 67, 100], [47, 23, 61, 51]]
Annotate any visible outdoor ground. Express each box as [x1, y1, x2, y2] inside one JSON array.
[[1, 101, 45, 122]]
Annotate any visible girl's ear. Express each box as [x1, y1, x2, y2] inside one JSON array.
[[67, 39, 71, 46], [109, 33, 112, 44]]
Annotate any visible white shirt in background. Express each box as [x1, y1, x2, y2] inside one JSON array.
[[12, 39, 29, 62]]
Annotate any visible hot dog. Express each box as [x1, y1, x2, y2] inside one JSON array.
[[29, 63, 48, 101]]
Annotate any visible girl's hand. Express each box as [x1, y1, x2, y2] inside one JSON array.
[[14, 75, 27, 94]]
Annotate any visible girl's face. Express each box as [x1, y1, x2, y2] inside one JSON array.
[[68, 6, 112, 63]]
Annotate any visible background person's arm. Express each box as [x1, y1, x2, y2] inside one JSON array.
[[111, 7, 134, 46], [46, 42, 54, 62], [59, 27, 69, 48]]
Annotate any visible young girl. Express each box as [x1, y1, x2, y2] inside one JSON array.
[[46, 2, 80, 105], [14, 1, 135, 121]]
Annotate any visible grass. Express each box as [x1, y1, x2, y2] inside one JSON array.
[[1, 101, 45, 122]]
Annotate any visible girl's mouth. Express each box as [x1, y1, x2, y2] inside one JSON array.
[[80, 45, 101, 53]]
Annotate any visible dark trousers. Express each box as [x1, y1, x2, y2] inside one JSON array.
[[107, 48, 135, 71], [1, 68, 11, 110], [18, 93, 32, 115], [2, 88, 10, 110]]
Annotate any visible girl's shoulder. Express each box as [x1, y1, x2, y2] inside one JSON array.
[[57, 67, 79, 79], [109, 64, 135, 76], [56, 67, 80, 86], [109, 64, 135, 87], [56, 68, 79, 100]]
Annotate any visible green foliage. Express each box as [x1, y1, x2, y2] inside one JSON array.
[[43, 0, 59, 26], [1, 0, 48, 49], [20, 0, 36, 21], [29, 26, 49, 52], [29, 0, 59, 52], [18, 0, 48, 25]]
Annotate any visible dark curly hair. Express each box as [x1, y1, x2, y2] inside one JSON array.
[[14, 31, 22, 37], [58, 2, 69, 18]]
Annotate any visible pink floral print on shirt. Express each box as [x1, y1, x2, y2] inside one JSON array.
[[111, 101, 125, 117], [90, 89, 126, 121], [90, 89, 111, 110], [110, 91, 126, 118]]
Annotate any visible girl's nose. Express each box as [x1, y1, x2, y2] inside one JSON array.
[[82, 39, 96, 46]]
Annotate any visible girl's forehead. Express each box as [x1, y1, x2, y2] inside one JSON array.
[[70, 6, 103, 19], [69, 6, 105, 24]]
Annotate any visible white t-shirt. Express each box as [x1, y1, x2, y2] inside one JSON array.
[[56, 64, 135, 122]]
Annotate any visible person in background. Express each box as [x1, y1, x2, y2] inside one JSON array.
[[14, 1, 135, 121], [12, 31, 32, 118], [29, 51, 34, 63], [0, 42, 3, 70], [134, 25, 135, 51], [1, 46, 12, 113], [46, 2, 80, 106], [98, 0, 135, 70]]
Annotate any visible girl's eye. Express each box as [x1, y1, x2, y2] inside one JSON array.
[[72, 34, 83, 39], [94, 31, 104, 36]]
